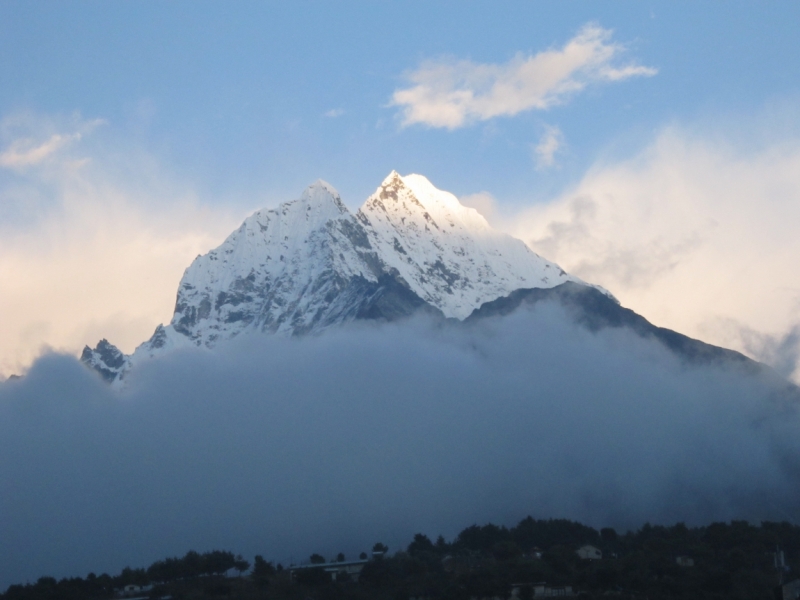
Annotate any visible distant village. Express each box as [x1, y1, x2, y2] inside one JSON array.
[[4, 517, 800, 600]]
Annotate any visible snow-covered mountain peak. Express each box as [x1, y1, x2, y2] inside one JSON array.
[[372, 171, 491, 229], [84, 171, 594, 382], [274, 178, 349, 226], [356, 171, 581, 319], [300, 179, 344, 210], [146, 180, 385, 354], [401, 173, 492, 232]]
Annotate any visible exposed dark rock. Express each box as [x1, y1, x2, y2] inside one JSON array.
[[354, 273, 444, 322], [80, 339, 127, 382], [466, 282, 800, 404], [467, 282, 751, 366]]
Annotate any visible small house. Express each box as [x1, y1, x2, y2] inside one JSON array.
[[288, 558, 369, 583], [118, 584, 153, 598], [511, 582, 575, 598], [576, 545, 601, 560]]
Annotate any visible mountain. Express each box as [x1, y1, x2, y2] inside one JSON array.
[[81, 171, 798, 392], [83, 172, 587, 382], [467, 281, 800, 401], [467, 282, 753, 367], [357, 172, 578, 319]]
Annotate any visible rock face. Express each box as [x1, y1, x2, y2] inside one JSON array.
[[467, 282, 752, 367], [80, 340, 128, 383], [81, 172, 593, 382], [170, 180, 386, 345], [358, 172, 577, 319], [81, 170, 794, 388], [465, 281, 800, 400]]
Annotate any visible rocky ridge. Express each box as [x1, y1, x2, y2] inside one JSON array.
[[83, 172, 586, 382]]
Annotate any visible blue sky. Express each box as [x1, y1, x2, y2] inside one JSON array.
[[2, 1, 797, 203], [2, 1, 800, 378]]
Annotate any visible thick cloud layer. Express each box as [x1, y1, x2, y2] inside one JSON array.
[[1, 303, 799, 587]]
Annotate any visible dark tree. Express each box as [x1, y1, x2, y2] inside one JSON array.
[[408, 533, 435, 556], [253, 555, 275, 575], [600, 527, 617, 542], [182, 551, 202, 578], [294, 567, 329, 586], [201, 550, 236, 576], [233, 554, 250, 577], [252, 555, 273, 588], [309, 553, 326, 564]]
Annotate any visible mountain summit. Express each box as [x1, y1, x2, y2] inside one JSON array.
[[83, 172, 588, 381], [359, 172, 576, 319]]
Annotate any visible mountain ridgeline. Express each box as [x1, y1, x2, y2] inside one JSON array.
[[82, 172, 786, 388]]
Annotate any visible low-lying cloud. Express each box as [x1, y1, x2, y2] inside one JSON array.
[[391, 24, 656, 129], [1, 304, 798, 587]]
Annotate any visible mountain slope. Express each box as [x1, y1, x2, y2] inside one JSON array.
[[357, 171, 580, 319], [467, 282, 751, 366], [79, 173, 614, 382], [121, 180, 447, 378], [465, 282, 800, 402], [170, 180, 383, 345]]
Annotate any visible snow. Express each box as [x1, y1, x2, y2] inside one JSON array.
[[160, 179, 382, 347], [86, 172, 596, 382], [357, 171, 579, 319]]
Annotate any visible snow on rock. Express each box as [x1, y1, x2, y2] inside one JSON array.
[[121, 180, 385, 370], [83, 172, 597, 382], [357, 171, 580, 319], [167, 180, 382, 345], [80, 339, 129, 383]]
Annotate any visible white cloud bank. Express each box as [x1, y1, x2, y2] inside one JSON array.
[[0, 114, 239, 378], [510, 125, 800, 381], [391, 24, 656, 129]]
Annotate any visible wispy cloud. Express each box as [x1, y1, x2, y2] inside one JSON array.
[[459, 191, 498, 221], [0, 113, 238, 377], [534, 125, 565, 169], [510, 122, 800, 381], [324, 108, 344, 118], [0, 133, 80, 169], [391, 23, 656, 129], [0, 118, 105, 170]]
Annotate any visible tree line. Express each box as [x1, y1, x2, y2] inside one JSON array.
[[3, 518, 800, 599]]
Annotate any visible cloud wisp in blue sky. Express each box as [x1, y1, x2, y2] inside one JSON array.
[[391, 24, 656, 129], [533, 125, 565, 170]]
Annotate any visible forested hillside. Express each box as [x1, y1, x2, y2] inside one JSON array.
[[4, 518, 799, 600]]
